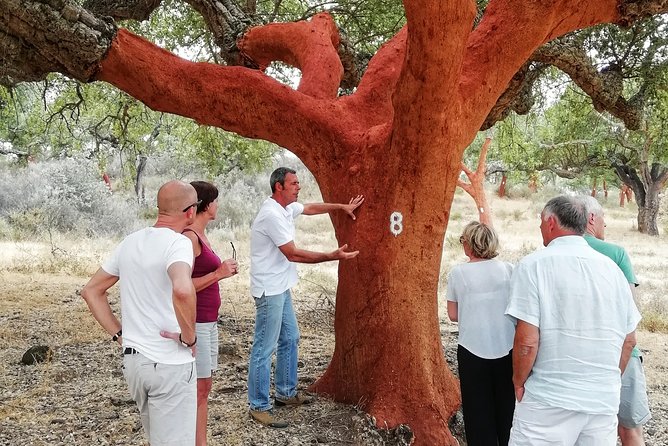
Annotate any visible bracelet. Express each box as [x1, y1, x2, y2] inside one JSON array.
[[179, 333, 197, 348], [112, 329, 122, 342]]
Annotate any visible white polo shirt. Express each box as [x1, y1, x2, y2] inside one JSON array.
[[250, 198, 304, 297], [102, 227, 195, 365], [506, 235, 641, 415]]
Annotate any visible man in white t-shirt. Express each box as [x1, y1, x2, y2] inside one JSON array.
[[82, 180, 199, 446], [248, 167, 363, 428], [506, 195, 641, 446]]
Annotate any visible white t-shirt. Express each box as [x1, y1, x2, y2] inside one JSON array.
[[506, 235, 641, 415], [446, 259, 515, 359], [250, 198, 304, 297], [102, 227, 194, 364]]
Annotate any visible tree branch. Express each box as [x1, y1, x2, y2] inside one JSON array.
[[480, 61, 547, 130], [0, 0, 117, 86], [239, 13, 343, 99], [391, 1, 477, 155], [346, 27, 407, 129], [83, 0, 162, 21], [94, 29, 365, 168], [532, 39, 645, 130], [184, 0, 257, 66], [462, 0, 624, 136], [0, 145, 28, 157]]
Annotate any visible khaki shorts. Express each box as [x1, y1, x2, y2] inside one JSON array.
[[122, 352, 196, 446], [619, 355, 651, 428], [195, 321, 219, 379]]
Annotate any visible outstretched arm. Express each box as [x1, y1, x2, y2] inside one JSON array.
[[278, 241, 358, 264], [81, 269, 122, 345], [303, 195, 364, 219]]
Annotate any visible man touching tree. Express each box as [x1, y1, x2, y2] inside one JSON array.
[[247, 167, 363, 427]]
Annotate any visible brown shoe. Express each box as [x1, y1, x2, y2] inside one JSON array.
[[274, 392, 315, 407], [249, 409, 288, 428]]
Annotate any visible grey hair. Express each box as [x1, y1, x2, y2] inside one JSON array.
[[543, 195, 587, 234], [270, 167, 297, 193], [580, 195, 603, 217]]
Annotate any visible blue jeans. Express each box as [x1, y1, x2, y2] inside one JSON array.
[[248, 290, 300, 411]]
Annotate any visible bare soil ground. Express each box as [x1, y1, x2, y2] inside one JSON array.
[[1, 190, 667, 445], [0, 270, 666, 445], [0, 271, 427, 445]]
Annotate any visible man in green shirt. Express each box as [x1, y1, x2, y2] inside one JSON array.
[[581, 195, 651, 446]]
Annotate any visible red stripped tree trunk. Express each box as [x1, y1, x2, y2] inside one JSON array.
[[498, 173, 508, 198], [458, 135, 494, 226], [620, 184, 629, 207], [528, 174, 538, 193]]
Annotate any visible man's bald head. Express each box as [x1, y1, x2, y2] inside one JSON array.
[[157, 180, 198, 214]]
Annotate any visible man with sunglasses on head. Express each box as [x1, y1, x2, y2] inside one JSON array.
[[82, 180, 199, 446], [247, 167, 364, 428]]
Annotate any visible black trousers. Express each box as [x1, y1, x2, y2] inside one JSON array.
[[457, 345, 515, 446]]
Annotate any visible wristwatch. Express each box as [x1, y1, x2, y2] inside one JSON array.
[[112, 329, 122, 342], [179, 333, 197, 348]]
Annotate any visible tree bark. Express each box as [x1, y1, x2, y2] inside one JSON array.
[[2, 0, 667, 443], [638, 187, 661, 235], [615, 161, 668, 235], [135, 154, 147, 202]]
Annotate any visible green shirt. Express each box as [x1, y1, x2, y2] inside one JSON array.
[[584, 235, 638, 285], [584, 234, 641, 357]]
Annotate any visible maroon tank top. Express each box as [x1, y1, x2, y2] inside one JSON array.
[[183, 229, 222, 323]]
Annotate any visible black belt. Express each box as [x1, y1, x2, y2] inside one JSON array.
[[123, 347, 138, 355]]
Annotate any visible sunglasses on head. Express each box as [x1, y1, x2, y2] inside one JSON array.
[[182, 200, 202, 213]]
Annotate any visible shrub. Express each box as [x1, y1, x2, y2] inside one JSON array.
[[211, 170, 269, 229], [0, 158, 138, 239]]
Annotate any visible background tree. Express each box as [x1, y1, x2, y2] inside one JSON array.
[[458, 132, 495, 226], [2, 1, 668, 444]]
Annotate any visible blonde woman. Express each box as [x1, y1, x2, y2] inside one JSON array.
[[446, 221, 515, 446]]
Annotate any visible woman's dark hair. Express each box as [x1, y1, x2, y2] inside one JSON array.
[[190, 181, 219, 214]]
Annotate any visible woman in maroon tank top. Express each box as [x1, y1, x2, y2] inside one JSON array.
[[183, 181, 238, 446]]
